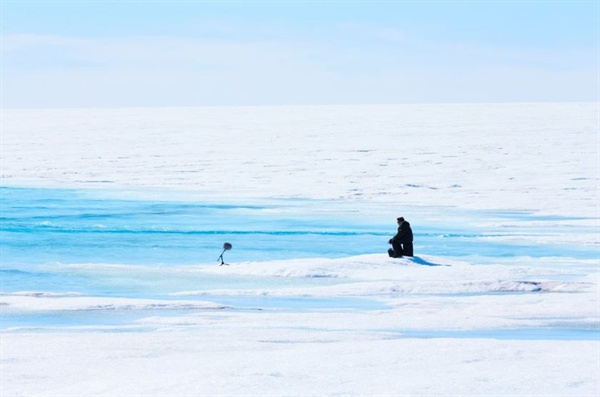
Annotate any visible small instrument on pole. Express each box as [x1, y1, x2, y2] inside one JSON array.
[[218, 242, 232, 266]]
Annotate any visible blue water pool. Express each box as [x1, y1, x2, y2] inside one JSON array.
[[385, 327, 600, 341], [2, 186, 596, 270], [1, 185, 598, 331]]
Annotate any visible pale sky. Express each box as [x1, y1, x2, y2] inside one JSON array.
[[1, 1, 598, 108]]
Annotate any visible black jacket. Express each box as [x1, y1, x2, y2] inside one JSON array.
[[393, 221, 413, 244]]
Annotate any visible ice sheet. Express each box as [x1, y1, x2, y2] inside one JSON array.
[[1, 103, 598, 396]]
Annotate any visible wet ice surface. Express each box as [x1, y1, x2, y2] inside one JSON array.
[[2, 185, 596, 267], [382, 328, 599, 341], [1, 186, 597, 340]]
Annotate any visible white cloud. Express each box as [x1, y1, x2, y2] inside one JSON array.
[[1, 32, 597, 107]]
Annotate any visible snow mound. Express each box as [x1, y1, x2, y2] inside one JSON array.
[[0, 295, 228, 312]]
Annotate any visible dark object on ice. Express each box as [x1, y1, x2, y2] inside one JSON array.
[[388, 217, 413, 257], [218, 242, 232, 266]]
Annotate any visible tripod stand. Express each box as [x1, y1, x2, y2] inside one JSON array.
[[218, 242, 233, 266]]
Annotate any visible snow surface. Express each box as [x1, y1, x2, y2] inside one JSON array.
[[2, 103, 598, 215], [1, 103, 599, 396]]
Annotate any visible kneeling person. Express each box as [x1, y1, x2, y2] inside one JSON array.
[[388, 217, 413, 257]]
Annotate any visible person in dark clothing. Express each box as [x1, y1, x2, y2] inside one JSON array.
[[388, 217, 414, 257]]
